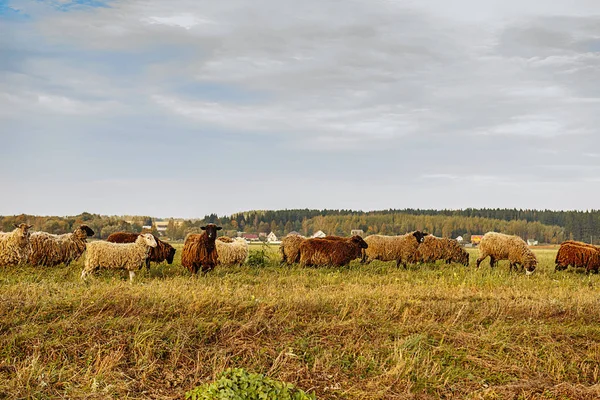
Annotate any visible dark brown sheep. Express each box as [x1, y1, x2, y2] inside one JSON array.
[[299, 235, 368, 267], [555, 240, 600, 273], [181, 224, 222, 274], [107, 232, 176, 269]]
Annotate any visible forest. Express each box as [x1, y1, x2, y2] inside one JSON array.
[[2, 208, 600, 244]]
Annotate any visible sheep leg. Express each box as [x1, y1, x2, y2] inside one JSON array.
[[81, 269, 88, 281], [129, 270, 136, 282], [145, 258, 151, 270], [489, 256, 496, 268], [476, 255, 485, 268]]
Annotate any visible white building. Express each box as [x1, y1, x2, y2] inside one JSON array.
[[267, 232, 279, 243], [312, 230, 326, 238]]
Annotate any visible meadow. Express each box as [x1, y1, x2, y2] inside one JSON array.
[[1, 245, 599, 399]]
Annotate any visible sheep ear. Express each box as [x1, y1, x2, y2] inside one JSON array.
[[27, 224, 33, 229], [216, 226, 222, 231], [201, 226, 207, 230], [13, 224, 19, 229]]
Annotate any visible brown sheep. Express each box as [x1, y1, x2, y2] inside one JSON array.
[[181, 224, 222, 274], [107, 232, 176, 269], [362, 231, 429, 268], [417, 236, 469, 266], [555, 240, 600, 273], [299, 235, 368, 267], [217, 236, 234, 243], [280, 234, 306, 264]]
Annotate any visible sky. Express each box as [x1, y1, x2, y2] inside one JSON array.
[[1, 0, 599, 218]]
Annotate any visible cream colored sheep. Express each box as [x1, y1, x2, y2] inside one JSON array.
[[362, 231, 428, 268], [81, 233, 157, 282], [280, 234, 306, 264], [29, 225, 95, 267], [476, 232, 537, 274], [216, 237, 249, 266], [0, 223, 33, 266]]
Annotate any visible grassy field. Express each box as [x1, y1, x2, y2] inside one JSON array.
[[1, 245, 600, 399]]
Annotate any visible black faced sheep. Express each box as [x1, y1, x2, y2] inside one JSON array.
[[362, 231, 428, 268], [181, 224, 222, 274], [29, 225, 95, 267]]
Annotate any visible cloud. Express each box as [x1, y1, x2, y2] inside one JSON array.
[[1, 0, 600, 215]]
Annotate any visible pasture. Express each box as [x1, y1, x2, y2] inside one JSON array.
[[1, 246, 599, 399]]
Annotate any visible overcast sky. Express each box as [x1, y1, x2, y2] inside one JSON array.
[[1, 0, 599, 218]]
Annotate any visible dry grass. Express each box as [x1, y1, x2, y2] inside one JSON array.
[[1, 246, 600, 399]]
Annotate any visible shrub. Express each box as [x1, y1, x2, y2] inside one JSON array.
[[246, 243, 273, 268], [185, 368, 316, 400]]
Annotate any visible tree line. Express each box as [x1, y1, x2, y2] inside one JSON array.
[[4, 208, 599, 243]]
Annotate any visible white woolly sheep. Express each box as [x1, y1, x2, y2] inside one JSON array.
[[362, 231, 428, 268], [216, 237, 249, 266], [476, 232, 537, 274], [81, 233, 157, 282], [0, 223, 33, 266], [29, 225, 95, 267]]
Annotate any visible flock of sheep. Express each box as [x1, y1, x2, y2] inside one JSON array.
[[1, 222, 598, 281]]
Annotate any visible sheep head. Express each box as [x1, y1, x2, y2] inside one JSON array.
[[13, 223, 32, 245], [201, 224, 222, 240], [74, 224, 95, 239], [524, 258, 537, 275], [412, 231, 429, 244], [140, 233, 158, 248], [350, 235, 368, 249], [166, 245, 176, 264]]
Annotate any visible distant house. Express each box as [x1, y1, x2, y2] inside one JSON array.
[[470, 235, 484, 245], [351, 229, 364, 237], [455, 236, 464, 244], [312, 230, 326, 238], [527, 239, 539, 246], [154, 221, 169, 235], [242, 233, 259, 241], [267, 232, 278, 243]]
